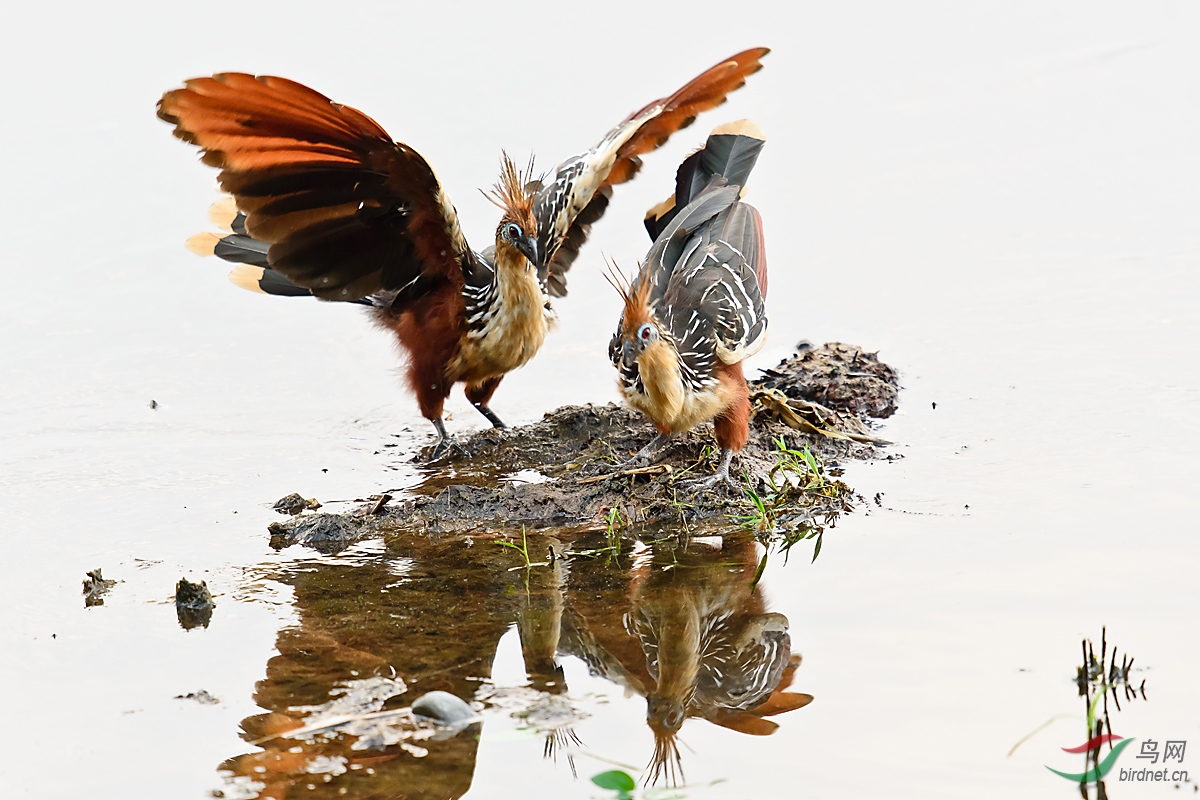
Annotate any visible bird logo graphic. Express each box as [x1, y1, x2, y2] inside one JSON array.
[[1045, 734, 1135, 782]]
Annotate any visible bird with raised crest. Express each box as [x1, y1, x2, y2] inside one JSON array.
[[157, 49, 768, 458], [608, 119, 769, 490]]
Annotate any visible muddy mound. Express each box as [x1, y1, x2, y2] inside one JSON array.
[[755, 341, 899, 418], [268, 343, 900, 548]]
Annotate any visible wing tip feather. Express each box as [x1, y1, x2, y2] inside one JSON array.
[[207, 197, 239, 231], [228, 264, 269, 294], [711, 119, 766, 141], [185, 232, 221, 257]]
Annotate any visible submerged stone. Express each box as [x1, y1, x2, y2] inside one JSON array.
[[411, 691, 477, 725]]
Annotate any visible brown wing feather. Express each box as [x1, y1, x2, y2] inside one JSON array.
[[158, 73, 470, 301], [606, 47, 770, 186], [538, 48, 769, 297]]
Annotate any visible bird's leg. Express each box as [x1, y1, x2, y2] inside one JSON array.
[[428, 417, 467, 461], [465, 377, 506, 429], [617, 433, 675, 470], [679, 448, 738, 492], [473, 404, 507, 429]]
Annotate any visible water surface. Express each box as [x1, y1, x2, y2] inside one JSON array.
[[1, 2, 1198, 797]]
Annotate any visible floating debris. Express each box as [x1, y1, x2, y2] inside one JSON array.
[[255, 676, 460, 753], [290, 676, 409, 722], [367, 494, 393, 515], [175, 690, 220, 705], [82, 568, 117, 607]]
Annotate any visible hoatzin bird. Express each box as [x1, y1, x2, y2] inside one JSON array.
[[157, 48, 768, 458], [608, 120, 768, 489]]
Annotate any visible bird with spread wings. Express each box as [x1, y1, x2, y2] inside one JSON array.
[[158, 48, 768, 457]]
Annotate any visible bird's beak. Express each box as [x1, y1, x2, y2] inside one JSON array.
[[622, 339, 635, 362], [517, 235, 539, 265]]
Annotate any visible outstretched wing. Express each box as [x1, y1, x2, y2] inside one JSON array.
[[532, 47, 769, 298], [158, 73, 473, 302]]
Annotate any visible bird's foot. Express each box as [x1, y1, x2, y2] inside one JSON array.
[[473, 404, 507, 429], [427, 418, 468, 463], [678, 470, 739, 493], [677, 448, 738, 493], [614, 433, 675, 471], [428, 435, 468, 462]]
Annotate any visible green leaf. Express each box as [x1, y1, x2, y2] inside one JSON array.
[[591, 770, 637, 792], [749, 550, 769, 594]]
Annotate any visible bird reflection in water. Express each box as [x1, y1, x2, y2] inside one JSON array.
[[219, 528, 810, 798], [561, 533, 812, 786]]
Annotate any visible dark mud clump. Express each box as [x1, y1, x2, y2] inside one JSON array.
[[756, 341, 899, 419], [175, 690, 220, 705], [82, 568, 117, 607], [266, 342, 900, 545], [175, 578, 215, 630], [268, 512, 393, 553], [272, 493, 322, 515]]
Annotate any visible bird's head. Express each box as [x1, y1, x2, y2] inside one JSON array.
[[645, 695, 687, 787], [488, 152, 539, 266], [606, 265, 669, 370]]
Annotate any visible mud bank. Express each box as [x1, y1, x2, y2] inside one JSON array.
[[270, 342, 899, 548]]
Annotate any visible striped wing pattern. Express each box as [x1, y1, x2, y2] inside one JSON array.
[[627, 605, 789, 713], [609, 186, 767, 397], [659, 199, 768, 391], [158, 74, 473, 302], [533, 48, 769, 298], [694, 613, 790, 713]]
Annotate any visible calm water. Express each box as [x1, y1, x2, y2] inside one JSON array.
[[1, 2, 1198, 797]]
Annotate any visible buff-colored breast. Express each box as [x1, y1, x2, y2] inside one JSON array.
[[624, 339, 738, 433], [449, 251, 548, 383]]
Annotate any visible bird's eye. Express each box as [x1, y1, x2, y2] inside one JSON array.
[[638, 323, 655, 341], [506, 223, 522, 240]]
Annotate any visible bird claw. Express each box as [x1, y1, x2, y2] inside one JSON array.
[[677, 470, 738, 493], [427, 418, 469, 463], [676, 448, 737, 494], [615, 452, 652, 471], [611, 433, 674, 472], [427, 435, 468, 463]]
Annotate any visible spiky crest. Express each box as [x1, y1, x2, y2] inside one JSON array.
[[645, 725, 684, 787], [487, 151, 538, 236], [603, 262, 655, 337]]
